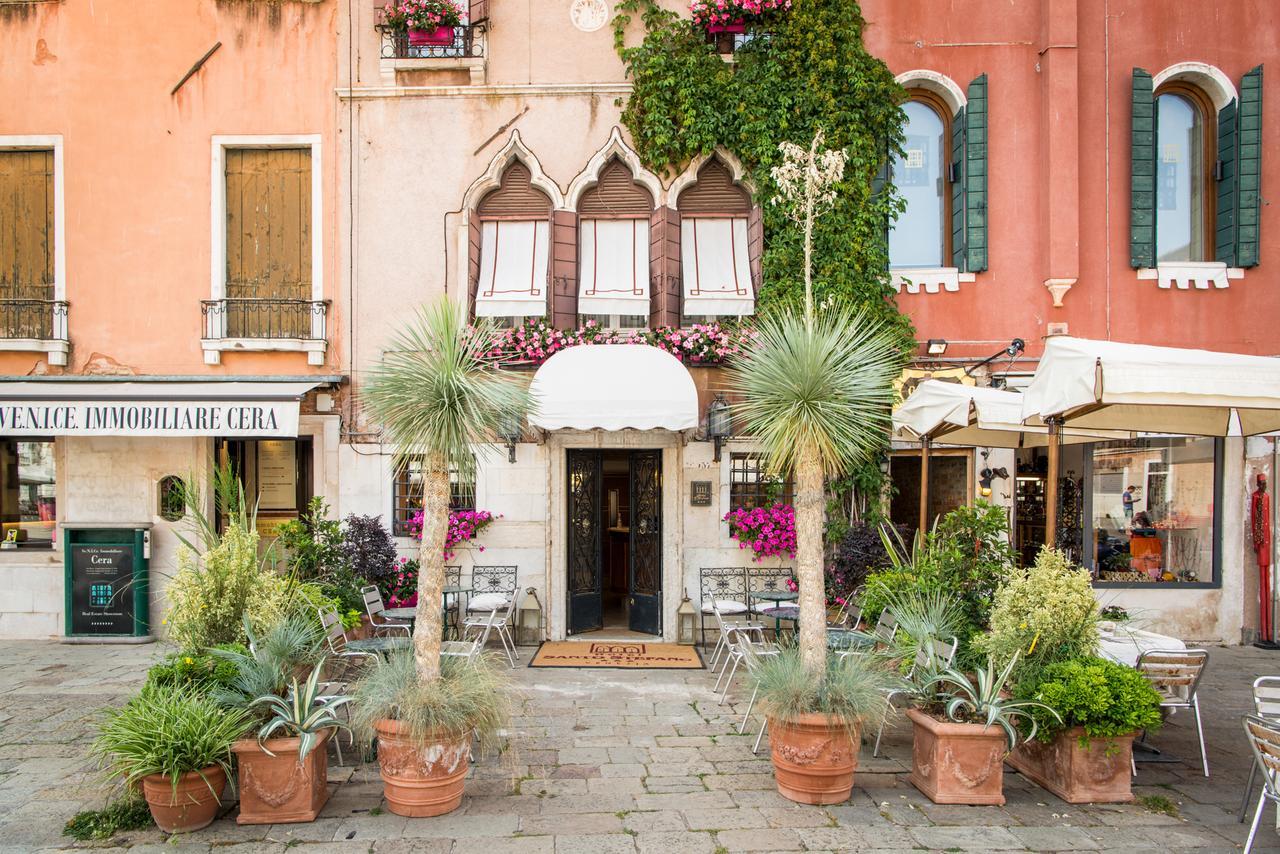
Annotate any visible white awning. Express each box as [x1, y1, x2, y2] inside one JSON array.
[[1021, 336, 1280, 436], [894, 380, 1129, 448], [475, 220, 549, 317], [578, 219, 650, 316], [681, 217, 754, 316], [0, 380, 323, 437], [529, 345, 698, 431]]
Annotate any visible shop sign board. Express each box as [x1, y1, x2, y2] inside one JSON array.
[[0, 400, 299, 437], [68, 543, 136, 636]]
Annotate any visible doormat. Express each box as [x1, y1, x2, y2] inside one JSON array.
[[528, 642, 704, 669]]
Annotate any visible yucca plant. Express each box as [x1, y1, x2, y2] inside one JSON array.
[[210, 614, 324, 714], [362, 298, 532, 683], [880, 584, 966, 671], [249, 659, 351, 762], [921, 652, 1060, 750]]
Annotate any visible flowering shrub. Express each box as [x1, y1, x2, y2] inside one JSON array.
[[482, 318, 757, 366], [380, 0, 463, 30], [380, 556, 421, 608], [689, 0, 791, 28], [408, 508, 500, 559], [723, 503, 796, 561]]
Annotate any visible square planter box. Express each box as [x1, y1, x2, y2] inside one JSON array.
[[233, 731, 332, 824], [1006, 726, 1135, 804], [907, 708, 1007, 805]]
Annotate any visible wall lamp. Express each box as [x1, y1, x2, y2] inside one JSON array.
[[707, 395, 731, 463], [926, 339, 949, 356], [499, 413, 522, 464]]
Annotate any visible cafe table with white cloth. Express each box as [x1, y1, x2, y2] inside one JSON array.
[[1096, 621, 1187, 666]]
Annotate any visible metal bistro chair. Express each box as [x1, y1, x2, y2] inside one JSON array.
[[464, 566, 519, 668], [1135, 648, 1210, 777], [827, 586, 865, 632], [715, 617, 779, 703], [834, 609, 898, 660], [443, 608, 500, 667], [708, 595, 765, 677], [442, 564, 462, 635], [1239, 676, 1280, 822], [872, 636, 958, 757], [700, 568, 760, 671], [1241, 714, 1280, 854], [360, 585, 411, 637], [318, 606, 381, 670]]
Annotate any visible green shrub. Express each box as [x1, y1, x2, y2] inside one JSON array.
[[63, 794, 153, 840], [145, 643, 247, 694], [1014, 656, 1163, 743], [860, 568, 927, 624], [929, 502, 1018, 635], [275, 497, 348, 582]]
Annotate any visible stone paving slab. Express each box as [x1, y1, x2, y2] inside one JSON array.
[[1, 640, 1278, 852]]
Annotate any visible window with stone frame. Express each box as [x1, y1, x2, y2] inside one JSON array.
[[728, 452, 792, 509], [392, 456, 475, 536]]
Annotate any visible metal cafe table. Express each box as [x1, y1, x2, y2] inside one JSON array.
[[383, 584, 473, 639], [752, 590, 798, 636], [826, 628, 878, 654], [344, 636, 411, 657]]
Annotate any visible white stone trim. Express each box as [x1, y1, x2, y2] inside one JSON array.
[[379, 55, 487, 86], [666, 148, 755, 210], [460, 129, 565, 212], [1137, 261, 1244, 290], [337, 82, 633, 100], [200, 337, 327, 366], [894, 69, 966, 116], [891, 267, 976, 294], [565, 127, 666, 210], [1153, 62, 1238, 112]]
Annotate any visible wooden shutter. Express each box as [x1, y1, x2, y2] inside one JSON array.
[[1215, 97, 1238, 266], [469, 0, 488, 23], [0, 150, 54, 338], [950, 106, 967, 270], [578, 159, 653, 218], [747, 204, 763, 294], [225, 148, 312, 337], [550, 210, 578, 329], [1130, 68, 1156, 268], [648, 207, 681, 328], [1235, 65, 1263, 268], [964, 74, 989, 272], [467, 215, 482, 319], [677, 159, 750, 214], [477, 162, 552, 218]]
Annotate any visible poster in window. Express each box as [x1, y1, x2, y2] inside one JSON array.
[[69, 544, 135, 635], [898, 135, 930, 187], [257, 440, 297, 511]]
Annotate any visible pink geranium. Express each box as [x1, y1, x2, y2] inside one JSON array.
[[409, 507, 500, 559], [723, 503, 797, 561]]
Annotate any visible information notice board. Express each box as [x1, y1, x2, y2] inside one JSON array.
[[64, 528, 150, 638]]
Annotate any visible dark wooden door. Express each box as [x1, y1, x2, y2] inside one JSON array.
[[566, 449, 603, 634], [628, 450, 662, 635]]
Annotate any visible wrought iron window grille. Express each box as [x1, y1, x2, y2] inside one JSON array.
[[378, 23, 486, 60]]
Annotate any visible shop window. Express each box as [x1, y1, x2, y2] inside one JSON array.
[[0, 439, 55, 548], [216, 438, 313, 524], [1155, 84, 1215, 262], [158, 475, 186, 522], [728, 452, 792, 509], [1088, 437, 1221, 585], [890, 94, 951, 269], [392, 457, 474, 536]]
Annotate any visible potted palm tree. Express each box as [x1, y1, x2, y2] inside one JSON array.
[[726, 131, 907, 804], [359, 298, 531, 817]]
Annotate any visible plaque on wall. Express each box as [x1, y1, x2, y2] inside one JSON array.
[[691, 481, 713, 506], [257, 440, 297, 511], [69, 544, 135, 635]]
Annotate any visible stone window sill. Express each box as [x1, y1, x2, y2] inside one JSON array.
[[0, 338, 69, 367], [380, 57, 487, 86], [1137, 262, 1244, 290], [201, 338, 326, 366], [892, 268, 977, 294]]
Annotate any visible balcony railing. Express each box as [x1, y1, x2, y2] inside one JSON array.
[[378, 24, 486, 60], [201, 298, 329, 341], [0, 299, 68, 342]]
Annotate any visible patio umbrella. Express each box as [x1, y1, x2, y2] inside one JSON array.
[[1020, 336, 1280, 542], [893, 380, 1128, 535]]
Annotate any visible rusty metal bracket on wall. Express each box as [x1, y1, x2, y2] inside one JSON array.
[[171, 42, 222, 96]]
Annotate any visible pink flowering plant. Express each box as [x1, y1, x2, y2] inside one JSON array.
[[380, 556, 421, 608], [689, 0, 791, 28], [381, 0, 463, 31], [723, 503, 797, 561], [481, 318, 757, 366], [408, 508, 499, 560]]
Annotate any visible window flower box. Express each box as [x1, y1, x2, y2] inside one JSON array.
[[408, 26, 455, 45], [690, 0, 790, 32]]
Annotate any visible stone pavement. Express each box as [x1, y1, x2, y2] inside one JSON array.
[[0, 639, 1277, 853]]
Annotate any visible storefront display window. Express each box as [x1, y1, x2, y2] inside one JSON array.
[[1088, 437, 1221, 586], [0, 439, 56, 548]]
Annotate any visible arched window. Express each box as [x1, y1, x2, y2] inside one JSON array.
[[676, 158, 756, 319], [1155, 83, 1215, 262], [890, 92, 952, 269], [577, 157, 654, 329], [472, 161, 553, 319]]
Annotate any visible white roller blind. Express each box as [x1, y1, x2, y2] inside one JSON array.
[[475, 220, 548, 317], [681, 217, 753, 316], [578, 219, 650, 315]]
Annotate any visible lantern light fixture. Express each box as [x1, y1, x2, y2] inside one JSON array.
[[706, 395, 731, 462]]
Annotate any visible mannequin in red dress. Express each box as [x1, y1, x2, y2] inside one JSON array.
[[1252, 473, 1273, 644]]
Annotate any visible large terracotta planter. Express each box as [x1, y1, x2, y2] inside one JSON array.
[[1006, 727, 1135, 804], [907, 708, 1007, 805], [232, 730, 332, 824], [767, 713, 860, 805], [140, 766, 226, 833], [374, 719, 471, 817]]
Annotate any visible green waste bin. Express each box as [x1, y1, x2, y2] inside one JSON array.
[[64, 526, 152, 640]]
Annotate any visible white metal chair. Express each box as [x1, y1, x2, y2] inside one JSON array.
[[1135, 648, 1210, 777], [360, 585, 410, 637], [827, 586, 864, 631], [1239, 676, 1280, 821], [715, 625, 779, 703], [708, 598, 765, 674], [318, 606, 380, 669], [443, 609, 499, 666], [872, 636, 958, 757], [463, 593, 518, 668], [834, 609, 897, 660], [1241, 714, 1280, 853]]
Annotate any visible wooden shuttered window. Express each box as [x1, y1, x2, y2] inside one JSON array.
[[0, 150, 54, 339], [1231, 65, 1263, 267], [551, 209, 579, 329], [1130, 68, 1157, 268], [747, 205, 763, 293], [225, 147, 312, 338], [948, 74, 989, 273], [471, 161, 554, 319], [649, 207, 681, 328]]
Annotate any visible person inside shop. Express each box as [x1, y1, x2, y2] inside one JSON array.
[[1122, 485, 1137, 522]]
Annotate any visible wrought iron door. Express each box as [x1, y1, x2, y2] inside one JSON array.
[[566, 449, 603, 634], [628, 450, 662, 635]]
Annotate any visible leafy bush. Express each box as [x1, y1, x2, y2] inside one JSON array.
[[929, 502, 1018, 634], [210, 615, 324, 717], [976, 547, 1099, 678], [63, 794, 153, 840], [860, 568, 929, 625], [342, 514, 398, 583], [826, 522, 900, 604], [1014, 656, 1163, 743], [146, 644, 247, 694], [751, 645, 898, 729], [880, 584, 967, 670], [276, 497, 348, 582]]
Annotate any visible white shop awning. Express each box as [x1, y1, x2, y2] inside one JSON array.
[[1021, 336, 1280, 436], [528, 345, 698, 431], [475, 220, 549, 318], [681, 217, 754, 316], [0, 379, 325, 437]]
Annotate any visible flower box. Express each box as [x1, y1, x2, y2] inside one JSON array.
[[705, 21, 747, 34], [408, 26, 454, 46]]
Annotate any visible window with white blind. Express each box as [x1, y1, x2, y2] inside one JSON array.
[[577, 219, 650, 316], [475, 219, 548, 317], [680, 216, 753, 316]]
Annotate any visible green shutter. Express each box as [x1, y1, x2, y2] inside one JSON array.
[[1215, 98, 1238, 265], [951, 106, 966, 269], [1236, 65, 1263, 267], [1130, 68, 1156, 268], [873, 137, 890, 270], [964, 74, 988, 272]]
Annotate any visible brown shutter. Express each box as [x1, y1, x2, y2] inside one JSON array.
[[676, 159, 750, 214], [747, 204, 763, 293], [550, 210, 578, 329], [477, 162, 552, 218], [0, 150, 55, 339], [578, 158, 653, 218], [469, 0, 489, 23], [467, 215, 482, 319], [648, 207, 681, 328]]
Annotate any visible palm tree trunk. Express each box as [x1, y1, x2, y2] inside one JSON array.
[[413, 452, 449, 683], [794, 450, 826, 674]]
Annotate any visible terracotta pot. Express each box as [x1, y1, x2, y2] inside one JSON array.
[[767, 713, 860, 805], [907, 708, 1007, 805], [1006, 727, 1135, 804], [408, 26, 454, 45], [374, 719, 471, 817], [232, 731, 332, 824], [140, 766, 226, 833], [705, 20, 747, 33]]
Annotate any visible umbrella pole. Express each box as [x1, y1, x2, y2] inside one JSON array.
[[919, 437, 931, 536], [1045, 418, 1061, 549]]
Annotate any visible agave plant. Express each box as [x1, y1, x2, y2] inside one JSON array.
[[210, 614, 324, 714], [881, 584, 965, 671], [249, 659, 351, 762], [922, 652, 1060, 750]]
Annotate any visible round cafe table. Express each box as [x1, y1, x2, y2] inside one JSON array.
[[382, 607, 417, 630], [752, 590, 799, 637], [344, 636, 410, 657]]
